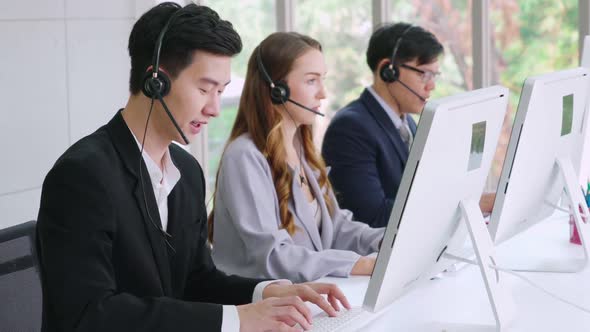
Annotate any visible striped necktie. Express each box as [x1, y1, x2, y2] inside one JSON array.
[[398, 121, 413, 150]]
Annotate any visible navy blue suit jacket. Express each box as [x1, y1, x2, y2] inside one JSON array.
[[322, 88, 417, 228]]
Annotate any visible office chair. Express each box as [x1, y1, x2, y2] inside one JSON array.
[[0, 220, 41, 331]]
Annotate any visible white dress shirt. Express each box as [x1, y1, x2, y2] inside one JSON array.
[[367, 86, 414, 148], [127, 125, 290, 331]]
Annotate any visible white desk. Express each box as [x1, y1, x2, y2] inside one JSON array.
[[314, 213, 590, 331]]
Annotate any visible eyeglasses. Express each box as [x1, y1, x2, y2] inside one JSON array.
[[400, 63, 441, 83]]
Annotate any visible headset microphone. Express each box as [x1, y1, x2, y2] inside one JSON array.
[[397, 80, 426, 102], [287, 98, 325, 116], [148, 79, 190, 144]]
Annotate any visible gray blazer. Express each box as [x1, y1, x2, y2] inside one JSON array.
[[211, 134, 385, 282]]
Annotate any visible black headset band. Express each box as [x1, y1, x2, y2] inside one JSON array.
[[389, 24, 415, 67], [152, 7, 184, 78], [256, 46, 275, 87], [256, 44, 292, 105]]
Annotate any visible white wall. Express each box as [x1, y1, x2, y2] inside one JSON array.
[[0, 0, 156, 229], [0, 0, 204, 230]]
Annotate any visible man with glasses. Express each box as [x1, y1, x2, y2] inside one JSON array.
[[323, 23, 496, 229], [321, 23, 444, 228]]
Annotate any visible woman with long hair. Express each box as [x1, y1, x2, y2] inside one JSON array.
[[208, 32, 384, 283]]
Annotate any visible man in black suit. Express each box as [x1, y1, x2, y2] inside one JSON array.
[[322, 23, 495, 229], [36, 3, 349, 332]]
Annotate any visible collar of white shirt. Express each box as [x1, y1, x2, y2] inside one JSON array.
[[126, 124, 181, 231]]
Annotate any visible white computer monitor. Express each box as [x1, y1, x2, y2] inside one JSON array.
[[488, 68, 590, 273], [579, 36, 590, 186], [363, 86, 513, 330], [489, 68, 590, 272]]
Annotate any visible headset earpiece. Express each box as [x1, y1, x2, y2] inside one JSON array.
[[380, 62, 399, 83], [142, 69, 171, 99], [269, 80, 290, 104]]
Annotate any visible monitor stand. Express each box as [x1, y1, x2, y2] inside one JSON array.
[[421, 199, 516, 332], [503, 157, 590, 273]]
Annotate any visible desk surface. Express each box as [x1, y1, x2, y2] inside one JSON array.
[[314, 213, 590, 331]]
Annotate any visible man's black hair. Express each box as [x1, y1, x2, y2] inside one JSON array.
[[366, 22, 443, 72], [128, 2, 242, 95]]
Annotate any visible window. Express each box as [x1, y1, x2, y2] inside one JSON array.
[[206, 0, 275, 192], [203, 0, 583, 195], [390, 0, 472, 98], [296, 0, 373, 145], [490, 0, 578, 188]]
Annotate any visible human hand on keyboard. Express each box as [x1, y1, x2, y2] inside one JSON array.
[[237, 296, 314, 331], [311, 307, 365, 332], [263, 282, 352, 316]]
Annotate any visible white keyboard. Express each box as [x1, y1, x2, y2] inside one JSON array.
[[310, 307, 366, 332]]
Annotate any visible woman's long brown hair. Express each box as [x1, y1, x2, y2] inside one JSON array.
[[208, 32, 334, 243]]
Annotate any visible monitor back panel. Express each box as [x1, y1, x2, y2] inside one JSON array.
[[365, 86, 508, 312], [489, 68, 590, 244]]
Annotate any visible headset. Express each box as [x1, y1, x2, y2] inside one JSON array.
[[379, 24, 415, 83], [141, 6, 190, 144], [256, 46, 325, 116], [137, 6, 192, 253], [378, 24, 426, 102]]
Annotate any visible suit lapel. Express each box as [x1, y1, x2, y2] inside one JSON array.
[[132, 168, 173, 295], [106, 110, 173, 295], [302, 162, 335, 249], [360, 89, 409, 164], [289, 167, 323, 251]]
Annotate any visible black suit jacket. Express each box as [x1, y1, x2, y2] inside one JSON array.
[[322, 89, 417, 228], [37, 111, 264, 332]]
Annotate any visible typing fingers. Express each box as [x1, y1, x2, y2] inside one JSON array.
[[271, 296, 312, 329], [297, 285, 337, 317], [327, 294, 341, 312], [302, 283, 352, 310]]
